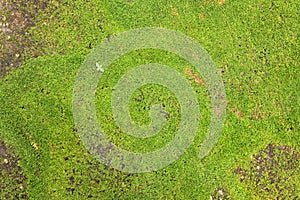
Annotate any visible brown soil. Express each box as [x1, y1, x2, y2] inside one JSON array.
[[184, 68, 206, 87], [235, 143, 300, 199], [0, 139, 28, 199], [0, 0, 49, 77]]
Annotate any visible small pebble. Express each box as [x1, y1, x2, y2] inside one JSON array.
[[218, 189, 224, 196]]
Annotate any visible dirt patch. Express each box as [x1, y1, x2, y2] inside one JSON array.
[[184, 68, 206, 87], [0, 0, 50, 77], [0, 139, 28, 199], [235, 143, 300, 199]]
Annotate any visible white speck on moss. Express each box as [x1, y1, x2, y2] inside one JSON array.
[[96, 62, 104, 73]]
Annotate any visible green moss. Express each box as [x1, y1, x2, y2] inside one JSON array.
[[0, 0, 299, 199]]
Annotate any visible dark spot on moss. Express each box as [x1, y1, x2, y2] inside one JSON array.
[[66, 187, 75, 194], [69, 175, 75, 184]]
